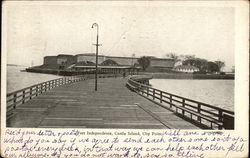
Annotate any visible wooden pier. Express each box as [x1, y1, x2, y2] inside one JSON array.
[[7, 75, 201, 129]]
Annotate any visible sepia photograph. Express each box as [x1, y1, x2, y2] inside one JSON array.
[[3, 1, 238, 130], [1, 1, 249, 158]]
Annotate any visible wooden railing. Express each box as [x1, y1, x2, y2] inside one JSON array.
[[126, 77, 235, 130], [6, 74, 119, 119]]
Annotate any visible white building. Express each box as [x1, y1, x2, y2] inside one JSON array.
[[173, 65, 199, 73]]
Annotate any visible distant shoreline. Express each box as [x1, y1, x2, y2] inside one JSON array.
[[7, 64, 28, 67], [140, 72, 234, 80]]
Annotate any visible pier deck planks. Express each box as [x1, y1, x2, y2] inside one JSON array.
[[7, 77, 200, 129]]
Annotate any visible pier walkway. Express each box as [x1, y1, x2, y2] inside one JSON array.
[[7, 77, 200, 129]]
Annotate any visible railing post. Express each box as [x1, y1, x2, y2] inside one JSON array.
[[36, 85, 38, 96], [218, 110, 223, 122], [170, 95, 172, 108], [40, 84, 43, 94], [49, 81, 51, 90], [182, 99, 185, 115], [160, 91, 162, 103], [153, 89, 155, 100], [22, 90, 25, 104], [30, 87, 32, 100], [147, 87, 149, 97], [44, 83, 47, 92], [13, 94, 17, 109], [218, 110, 223, 129], [39, 84, 41, 94], [197, 104, 201, 123], [142, 85, 144, 95]]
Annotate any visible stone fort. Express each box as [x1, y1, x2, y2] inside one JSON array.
[[43, 53, 175, 72]]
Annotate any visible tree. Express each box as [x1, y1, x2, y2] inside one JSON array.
[[166, 53, 180, 63], [182, 58, 208, 72], [183, 55, 196, 60], [214, 60, 225, 72], [207, 62, 219, 73], [182, 58, 221, 73], [137, 56, 151, 71]]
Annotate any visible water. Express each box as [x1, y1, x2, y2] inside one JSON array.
[[7, 65, 61, 93], [150, 79, 234, 111]]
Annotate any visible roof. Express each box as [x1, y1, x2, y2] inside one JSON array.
[[58, 54, 74, 57], [75, 53, 105, 57], [44, 56, 57, 58], [106, 56, 139, 60]]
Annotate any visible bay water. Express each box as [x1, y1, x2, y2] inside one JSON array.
[[7, 65, 61, 93], [150, 79, 234, 111]]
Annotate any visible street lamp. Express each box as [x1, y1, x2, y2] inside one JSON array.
[[92, 23, 101, 91]]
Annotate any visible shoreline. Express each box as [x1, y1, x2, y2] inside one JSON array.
[[25, 67, 234, 80], [140, 72, 234, 80]]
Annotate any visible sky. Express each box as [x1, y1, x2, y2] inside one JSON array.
[[4, 1, 235, 71]]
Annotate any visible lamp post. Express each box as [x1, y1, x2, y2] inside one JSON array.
[[92, 23, 101, 91], [131, 53, 135, 66], [131, 53, 135, 75]]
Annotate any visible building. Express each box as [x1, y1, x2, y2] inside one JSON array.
[[173, 65, 199, 73], [44, 56, 57, 65], [76, 53, 105, 64], [105, 56, 138, 66], [57, 54, 76, 65]]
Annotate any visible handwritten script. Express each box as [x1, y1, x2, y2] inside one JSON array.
[[1, 129, 247, 158]]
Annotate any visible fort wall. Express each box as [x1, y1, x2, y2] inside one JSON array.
[[43, 54, 175, 71]]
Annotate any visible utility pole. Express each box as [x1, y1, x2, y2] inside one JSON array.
[[92, 23, 102, 91]]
